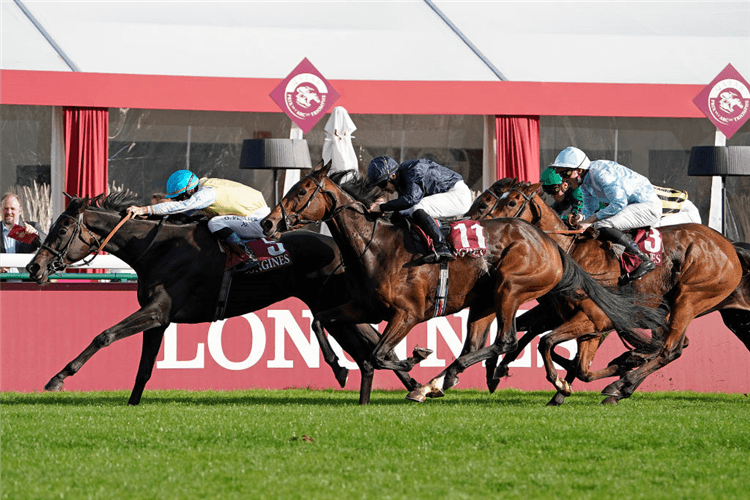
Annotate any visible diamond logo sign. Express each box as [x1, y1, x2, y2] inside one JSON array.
[[693, 63, 750, 140], [270, 58, 340, 134]]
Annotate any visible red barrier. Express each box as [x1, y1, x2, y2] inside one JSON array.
[[2, 283, 748, 395]]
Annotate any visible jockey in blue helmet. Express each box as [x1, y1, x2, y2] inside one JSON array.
[[128, 169, 270, 272], [366, 155, 473, 263]]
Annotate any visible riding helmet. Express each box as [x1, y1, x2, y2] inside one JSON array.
[[549, 147, 591, 171], [165, 170, 199, 198], [367, 156, 400, 186]]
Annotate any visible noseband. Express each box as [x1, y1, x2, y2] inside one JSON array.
[[278, 174, 348, 232], [41, 212, 102, 272]]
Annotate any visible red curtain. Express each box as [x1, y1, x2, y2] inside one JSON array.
[[495, 116, 540, 183], [64, 107, 109, 198]]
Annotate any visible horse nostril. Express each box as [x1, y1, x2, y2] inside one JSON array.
[[26, 262, 39, 275], [261, 219, 273, 232]]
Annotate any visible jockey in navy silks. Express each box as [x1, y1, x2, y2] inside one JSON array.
[[367, 156, 473, 263], [551, 146, 661, 282]]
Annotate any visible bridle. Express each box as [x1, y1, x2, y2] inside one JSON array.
[[41, 212, 103, 272], [277, 173, 351, 232], [484, 186, 543, 225], [41, 210, 137, 273]]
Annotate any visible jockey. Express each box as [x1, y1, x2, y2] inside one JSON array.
[[367, 156, 473, 263], [127, 170, 270, 271], [551, 147, 661, 283], [540, 167, 584, 226]]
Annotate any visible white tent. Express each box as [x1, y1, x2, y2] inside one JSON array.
[[2, 1, 748, 84]]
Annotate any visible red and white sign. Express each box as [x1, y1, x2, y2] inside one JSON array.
[[269, 58, 340, 134], [693, 63, 750, 139], [2, 284, 749, 396]]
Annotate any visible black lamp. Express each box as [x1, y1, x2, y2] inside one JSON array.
[[687, 146, 750, 236], [239, 139, 312, 205]]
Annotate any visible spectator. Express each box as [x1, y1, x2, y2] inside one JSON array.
[[1, 192, 46, 273]]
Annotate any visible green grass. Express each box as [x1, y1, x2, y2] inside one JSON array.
[[2, 389, 749, 499]]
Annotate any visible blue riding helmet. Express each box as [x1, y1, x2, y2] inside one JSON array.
[[367, 156, 400, 185], [165, 170, 199, 198]]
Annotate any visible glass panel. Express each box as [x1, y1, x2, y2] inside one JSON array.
[[107, 109, 486, 204], [540, 116, 750, 241], [0, 104, 53, 231]]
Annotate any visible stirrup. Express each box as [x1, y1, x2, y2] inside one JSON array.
[[618, 259, 655, 285]]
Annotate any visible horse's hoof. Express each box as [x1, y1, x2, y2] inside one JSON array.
[[601, 396, 620, 405], [425, 387, 445, 399], [412, 347, 433, 361], [493, 364, 510, 379], [405, 390, 427, 403], [487, 377, 500, 394], [335, 368, 349, 388], [601, 382, 623, 398], [554, 378, 572, 397], [547, 392, 566, 406], [44, 377, 63, 392], [442, 376, 459, 391]]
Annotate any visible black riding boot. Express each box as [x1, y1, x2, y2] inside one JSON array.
[[411, 209, 454, 263], [597, 226, 656, 284], [215, 228, 261, 271]]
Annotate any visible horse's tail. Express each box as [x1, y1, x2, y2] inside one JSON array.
[[551, 247, 667, 354], [719, 242, 750, 352]]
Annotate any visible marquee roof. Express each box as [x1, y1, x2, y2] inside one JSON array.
[[3, 1, 749, 85]]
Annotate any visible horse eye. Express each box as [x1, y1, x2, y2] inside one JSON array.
[[298, 188, 307, 197], [59, 228, 68, 236], [508, 200, 517, 207]]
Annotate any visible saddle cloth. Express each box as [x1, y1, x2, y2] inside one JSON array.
[[619, 227, 664, 273], [221, 237, 293, 273], [411, 219, 487, 259]]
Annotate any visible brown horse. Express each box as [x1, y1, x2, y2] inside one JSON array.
[[261, 163, 666, 403], [25, 191, 421, 405], [468, 179, 750, 404]]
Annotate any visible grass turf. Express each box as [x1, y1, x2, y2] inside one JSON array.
[[2, 389, 749, 499]]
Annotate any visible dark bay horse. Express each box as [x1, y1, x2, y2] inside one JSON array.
[[468, 179, 750, 404], [26, 191, 420, 405], [261, 163, 666, 403]]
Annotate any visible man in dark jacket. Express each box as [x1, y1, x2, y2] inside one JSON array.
[[367, 156, 472, 263], [1, 193, 46, 273]]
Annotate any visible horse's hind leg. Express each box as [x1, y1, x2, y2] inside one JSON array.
[[45, 304, 168, 393], [128, 326, 167, 406]]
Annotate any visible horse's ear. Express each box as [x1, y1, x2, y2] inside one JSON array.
[[63, 192, 74, 201], [530, 181, 543, 192], [313, 161, 333, 179]]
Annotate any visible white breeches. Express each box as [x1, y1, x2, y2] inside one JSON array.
[[414, 180, 473, 218], [655, 200, 702, 227], [207, 207, 272, 239], [593, 197, 662, 231]]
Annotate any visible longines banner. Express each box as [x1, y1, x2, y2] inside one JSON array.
[[269, 57, 340, 134], [693, 63, 750, 139], [1, 285, 748, 396]]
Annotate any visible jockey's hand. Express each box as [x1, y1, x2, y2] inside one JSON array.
[[567, 213, 582, 226], [127, 205, 149, 217], [369, 202, 382, 213]]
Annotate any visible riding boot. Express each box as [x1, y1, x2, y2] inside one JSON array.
[[597, 226, 656, 284], [411, 209, 454, 263], [222, 231, 261, 271]]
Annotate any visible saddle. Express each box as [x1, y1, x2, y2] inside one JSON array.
[[219, 238, 293, 274], [400, 216, 487, 260]]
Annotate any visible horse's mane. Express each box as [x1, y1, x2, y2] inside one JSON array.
[[330, 171, 383, 207], [89, 190, 141, 213]]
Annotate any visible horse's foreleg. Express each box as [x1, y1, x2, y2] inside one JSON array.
[[45, 303, 169, 393], [128, 326, 167, 406], [311, 320, 349, 388], [538, 312, 594, 398], [407, 311, 495, 403]]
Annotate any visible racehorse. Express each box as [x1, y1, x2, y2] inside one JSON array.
[[260, 163, 666, 403], [25, 191, 421, 405], [467, 179, 750, 404]]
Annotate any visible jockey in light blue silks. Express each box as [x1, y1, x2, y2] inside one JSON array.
[[551, 146, 661, 283], [367, 156, 473, 263], [128, 170, 270, 271]]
